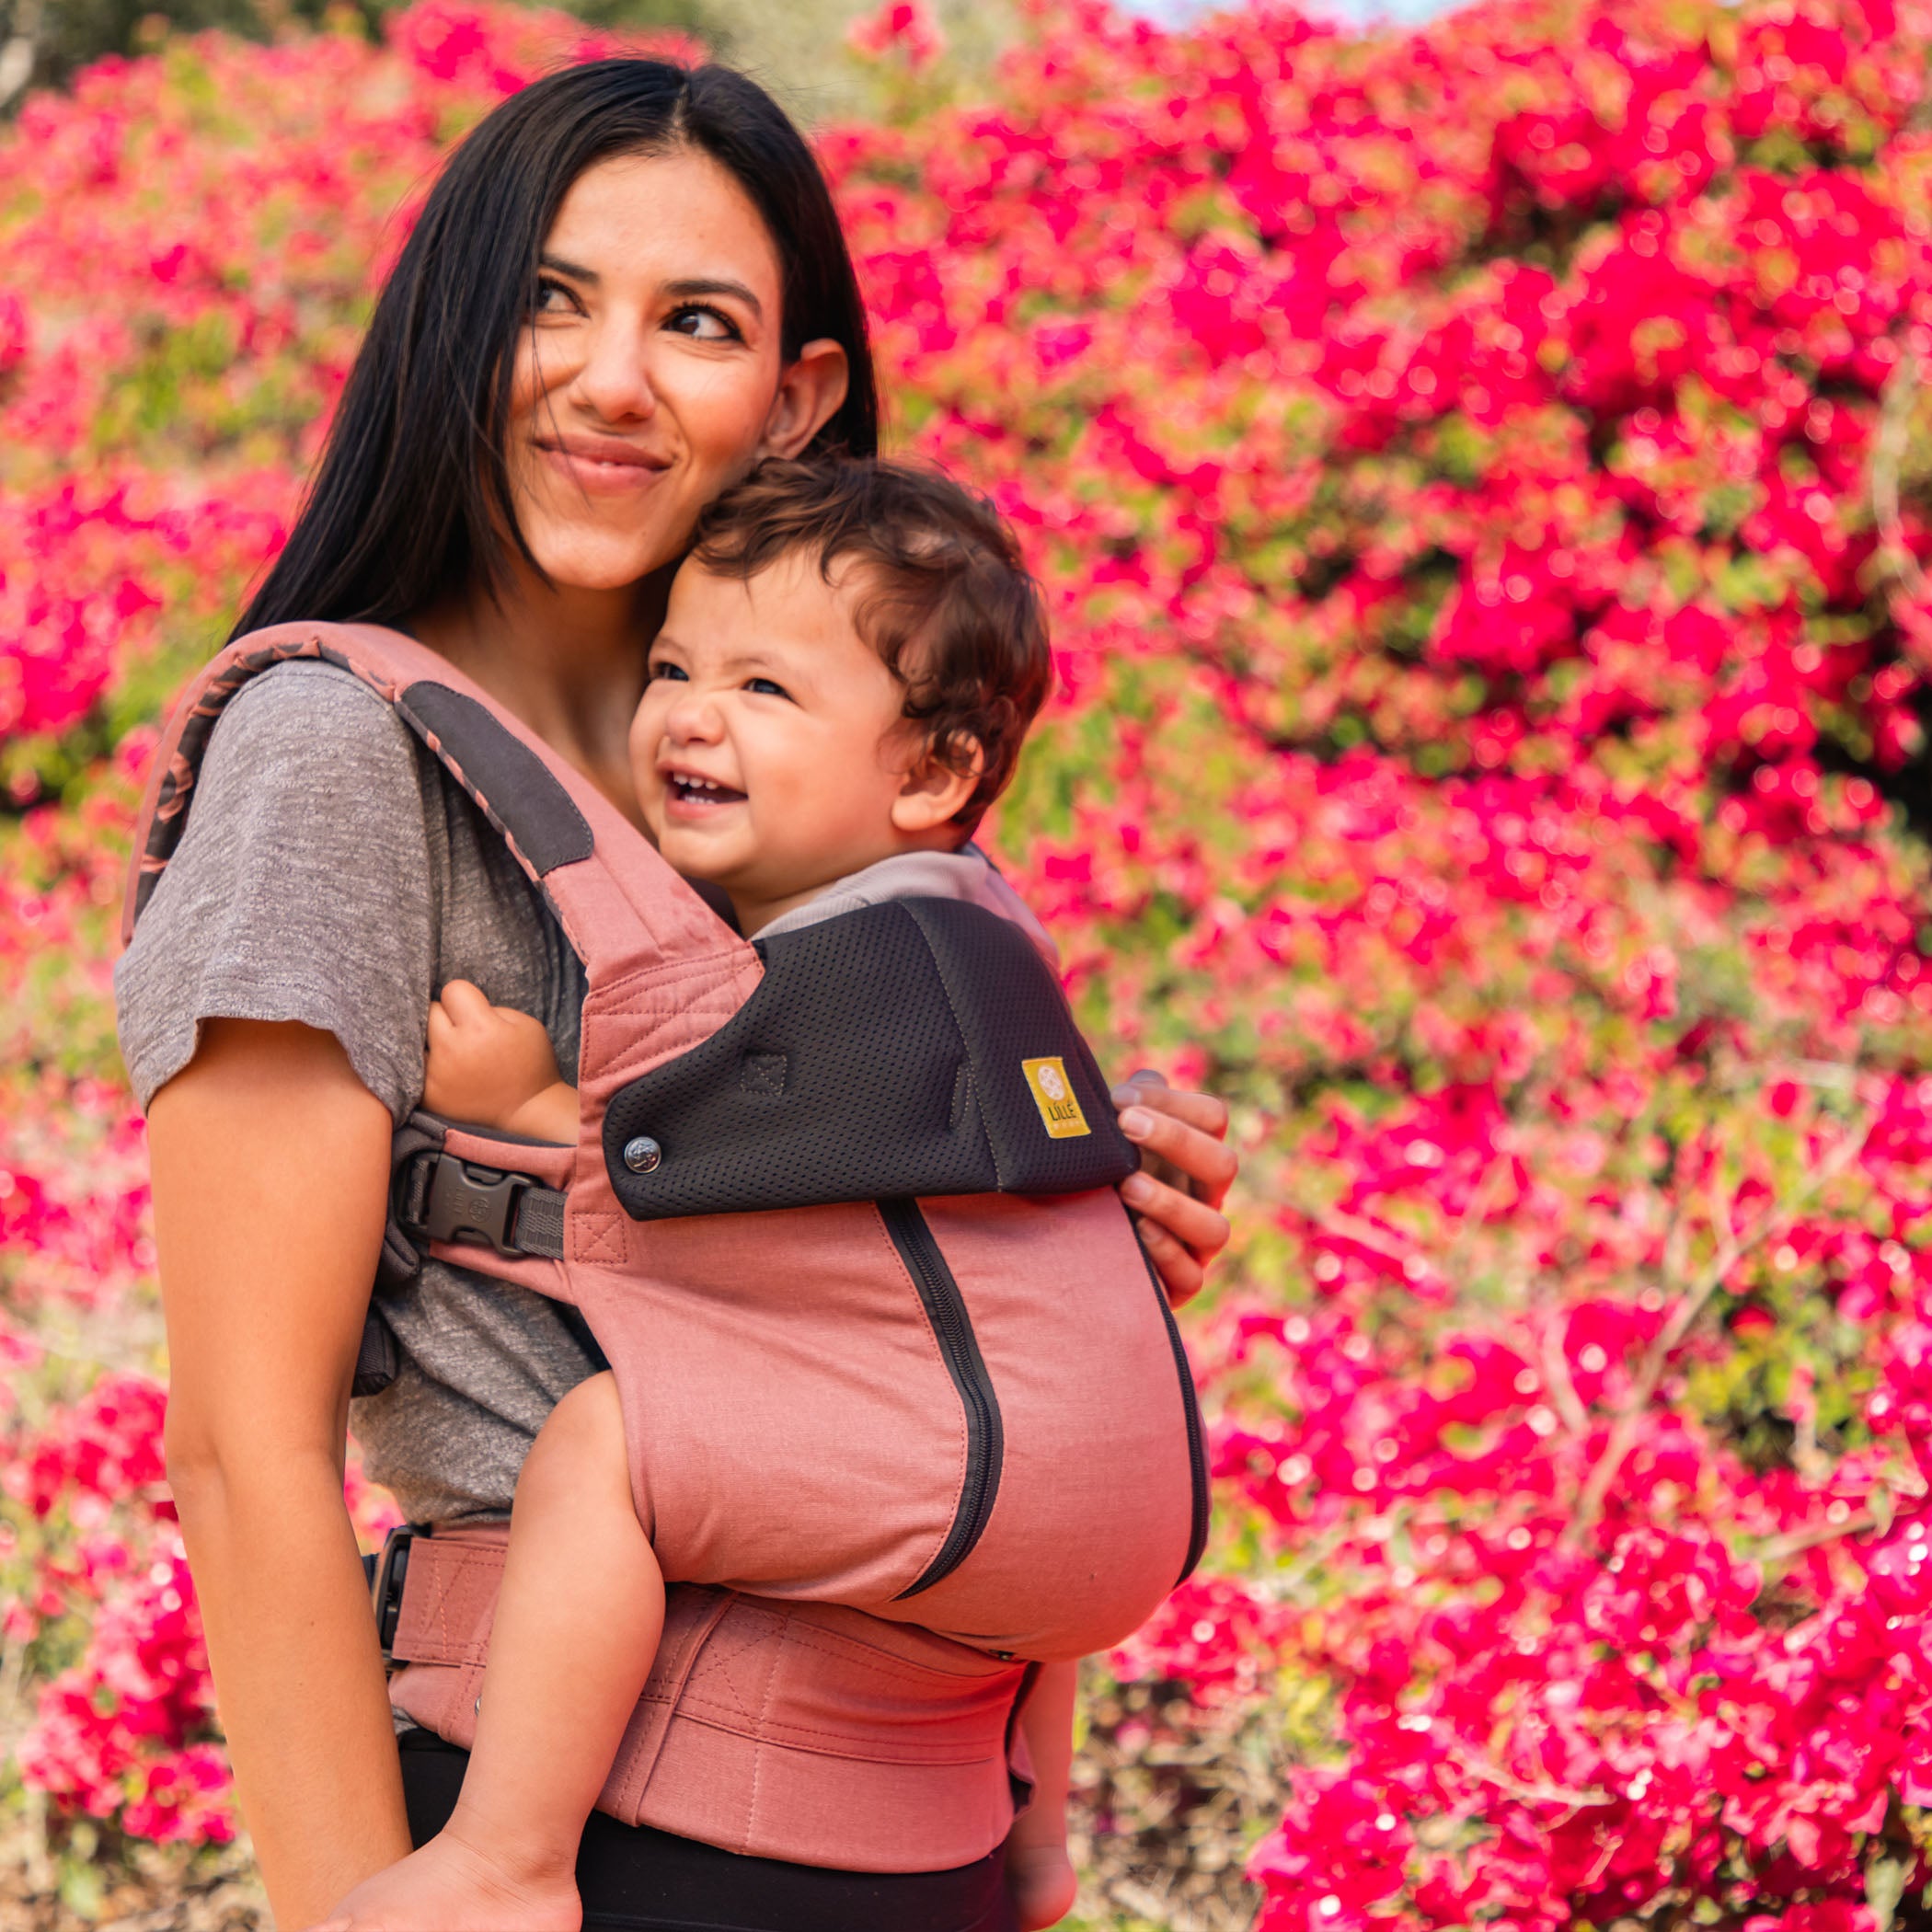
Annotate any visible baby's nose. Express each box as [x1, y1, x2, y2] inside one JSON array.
[[665, 692, 722, 740]]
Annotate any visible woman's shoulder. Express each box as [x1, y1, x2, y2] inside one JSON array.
[[116, 657, 446, 1120], [208, 655, 420, 771]]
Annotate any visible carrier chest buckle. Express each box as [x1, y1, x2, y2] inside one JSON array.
[[420, 1155, 529, 1257]]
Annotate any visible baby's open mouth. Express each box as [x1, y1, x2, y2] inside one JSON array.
[[668, 773, 747, 806]]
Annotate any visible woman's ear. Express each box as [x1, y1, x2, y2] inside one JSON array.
[[890, 734, 983, 838], [760, 339, 850, 460]]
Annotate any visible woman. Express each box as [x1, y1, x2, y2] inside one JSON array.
[[117, 59, 1236, 1931]]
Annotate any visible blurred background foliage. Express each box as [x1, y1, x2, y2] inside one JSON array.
[[0, 0, 1016, 116]]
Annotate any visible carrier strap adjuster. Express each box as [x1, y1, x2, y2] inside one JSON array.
[[397, 1150, 567, 1260], [370, 1523, 420, 1663]]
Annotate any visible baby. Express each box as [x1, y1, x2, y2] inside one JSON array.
[[323, 460, 1083, 1932]]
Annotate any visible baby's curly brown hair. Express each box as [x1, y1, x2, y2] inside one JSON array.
[[690, 457, 1052, 834]]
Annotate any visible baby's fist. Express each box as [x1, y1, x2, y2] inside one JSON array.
[[424, 980, 560, 1129]]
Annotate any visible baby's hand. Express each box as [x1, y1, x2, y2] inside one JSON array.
[[304, 1824, 580, 1931], [425, 980, 568, 1135]]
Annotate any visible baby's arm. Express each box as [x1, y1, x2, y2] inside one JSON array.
[[424, 980, 578, 1144], [1007, 1659, 1079, 1928]]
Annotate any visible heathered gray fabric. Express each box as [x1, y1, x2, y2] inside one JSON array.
[[758, 845, 1061, 968], [114, 661, 596, 1524]]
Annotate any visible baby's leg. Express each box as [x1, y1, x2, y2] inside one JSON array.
[[1007, 1660, 1080, 1929], [315, 1374, 661, 1932]]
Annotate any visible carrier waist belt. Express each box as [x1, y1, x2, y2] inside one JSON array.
[[384, 1525, 1035, 1874]]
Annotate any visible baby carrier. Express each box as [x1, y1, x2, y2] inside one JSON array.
[[124, 624, 1209, 1851]]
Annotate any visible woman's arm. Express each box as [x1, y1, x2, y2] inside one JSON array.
[[1110, 1071, 1237, 1308], [149, 1018, 414, 1926]]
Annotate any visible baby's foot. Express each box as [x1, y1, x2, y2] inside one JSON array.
[[308, 1827, 581, 1932], [1008, 1842, 1078, 1930]]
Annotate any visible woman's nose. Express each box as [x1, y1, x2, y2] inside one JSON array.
[[571, 313, 658, 424]]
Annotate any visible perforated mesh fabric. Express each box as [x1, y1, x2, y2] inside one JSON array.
[[903, 898, 1135, 1195], [602, 899, 1137, 1221]]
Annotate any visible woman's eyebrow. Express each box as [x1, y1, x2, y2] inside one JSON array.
[[539, 252, 597, 282], [663, 277, 765, 320]]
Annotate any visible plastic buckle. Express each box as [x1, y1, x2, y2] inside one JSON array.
[[372, 1524, 419, 1662], [420, 1155, 527, 1257]]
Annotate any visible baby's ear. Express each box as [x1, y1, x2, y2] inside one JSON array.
[[890, 732, 982, 836]]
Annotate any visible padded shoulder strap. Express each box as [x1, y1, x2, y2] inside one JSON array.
[[121, 622, 750, 991]]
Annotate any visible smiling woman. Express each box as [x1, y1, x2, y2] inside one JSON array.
[[235, 61, 879, 658]]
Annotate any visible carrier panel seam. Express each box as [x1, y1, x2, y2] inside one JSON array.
[[902, 904, 1006, 1190], [634, 1704, 1007, 1765]]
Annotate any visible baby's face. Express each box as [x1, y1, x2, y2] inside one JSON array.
[[633, 552, 920, 932]]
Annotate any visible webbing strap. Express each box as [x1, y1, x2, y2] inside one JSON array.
[[513, 1188, 568, 1259]]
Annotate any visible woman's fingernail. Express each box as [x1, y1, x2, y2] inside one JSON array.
[[1122, 1173, 1154, 1204], [1120, 1107, 1155, 1140], [1110, 1084, 1144, 1108]]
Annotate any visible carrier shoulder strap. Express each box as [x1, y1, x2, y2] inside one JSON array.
[[121, 621, 749, 995]]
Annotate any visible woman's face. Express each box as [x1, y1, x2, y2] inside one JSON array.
[[503, 147, 847, 592]]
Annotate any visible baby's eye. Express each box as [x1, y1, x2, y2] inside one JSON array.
[[746, 676, 791, 699], [650, 661, 689, 683]]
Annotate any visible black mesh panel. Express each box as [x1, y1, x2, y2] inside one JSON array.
[[602, 899, 1136, 1220]]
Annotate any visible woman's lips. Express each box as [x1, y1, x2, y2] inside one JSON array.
[[537, 438, 672, 496]]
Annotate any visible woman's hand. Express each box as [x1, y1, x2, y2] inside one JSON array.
[[1110, 1070, 1236, 1308]]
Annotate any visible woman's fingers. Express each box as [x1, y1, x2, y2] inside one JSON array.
[[1114, 1098, 1238, 1212], [1112, 1069, 1231, 1145], [1122, 1168, 1231, 1257], [1109, 1069, 1236, 1305], [1130, 1208, 1209, 1309]]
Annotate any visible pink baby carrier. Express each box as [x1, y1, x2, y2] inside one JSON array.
[[124, 623, 1208, 1867]]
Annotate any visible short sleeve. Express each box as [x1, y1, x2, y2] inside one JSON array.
[[115, 662, 438, 1122]]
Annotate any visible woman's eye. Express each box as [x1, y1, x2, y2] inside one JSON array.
[[667, 304, 742, 343], [746, 676, 790, 699], [533, 276, 580, 316], [650, 661, 689, 683]]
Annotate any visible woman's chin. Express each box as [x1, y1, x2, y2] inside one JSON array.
[[521, 526, 690, 598]]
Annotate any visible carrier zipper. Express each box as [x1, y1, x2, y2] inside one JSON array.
[[1139, 1236, 1211, 1585], [880, 1198, 1004, 1598]]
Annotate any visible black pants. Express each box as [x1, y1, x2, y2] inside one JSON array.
[[397, 1730, 1020, 1932]]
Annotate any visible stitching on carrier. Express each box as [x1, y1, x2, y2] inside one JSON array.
[[742, 1622, 783, 1854], [906, 906, 1006, 1190], [682, 1624, 784, 1720], [572, 1213, 627, 1264]]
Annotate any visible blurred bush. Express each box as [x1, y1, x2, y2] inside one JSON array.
[[0, 0, 1010, 118]]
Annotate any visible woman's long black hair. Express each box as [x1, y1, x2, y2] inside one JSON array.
[[235, 60, 880, 637]]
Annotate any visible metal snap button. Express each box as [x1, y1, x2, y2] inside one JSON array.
[[622, 1135, 662, 1174]]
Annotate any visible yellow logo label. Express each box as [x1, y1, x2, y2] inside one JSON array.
[[1022, 1057, 1091, 1139]]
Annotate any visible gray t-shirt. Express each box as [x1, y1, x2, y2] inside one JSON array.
[[115, 661, 597, 1524]]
